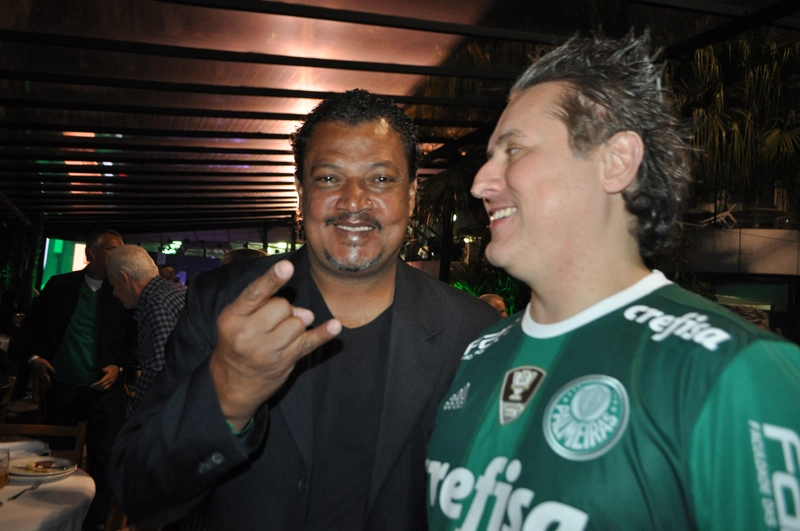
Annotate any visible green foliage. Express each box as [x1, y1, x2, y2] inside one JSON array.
[[450, 259, 529, 315], [670, 37, 800, 217], [415, 149, 487, 234]]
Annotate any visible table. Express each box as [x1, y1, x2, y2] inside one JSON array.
[[0, 469, 96, 531], [0, 438, 47, 458]]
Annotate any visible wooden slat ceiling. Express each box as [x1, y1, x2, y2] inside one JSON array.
[[2, 0, 800, 243]]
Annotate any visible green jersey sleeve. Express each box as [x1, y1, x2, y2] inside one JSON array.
[[689, 338, 800, 530]]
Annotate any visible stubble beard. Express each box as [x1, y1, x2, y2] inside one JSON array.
[[323, 247, 382, 273], [320, 213, 386, 273]]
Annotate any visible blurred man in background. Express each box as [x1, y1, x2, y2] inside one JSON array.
[[21, 229, 136, 530], [106, 245, 186, 417], [479, 293, 508, 318]]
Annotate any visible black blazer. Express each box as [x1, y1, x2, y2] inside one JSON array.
[[111, 247, 499, 529], [20, 269, 136, 380]]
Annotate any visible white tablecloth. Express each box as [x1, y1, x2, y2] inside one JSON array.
[[0, 438, 47, 459], [0, 469, 96, 531]]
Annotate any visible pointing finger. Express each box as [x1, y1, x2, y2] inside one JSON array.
[[234, 260, 294, 316]]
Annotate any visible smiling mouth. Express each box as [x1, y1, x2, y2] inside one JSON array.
[[327, 214, 382, 233], [489, 207, 518, 223], [335, 225, 374, 232]]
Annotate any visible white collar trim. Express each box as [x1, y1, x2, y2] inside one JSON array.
[[84, 275, 104, 292], [522, 270, 671, 338]]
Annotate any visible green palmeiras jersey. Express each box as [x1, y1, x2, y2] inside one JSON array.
[[426, 271, 800, 531]]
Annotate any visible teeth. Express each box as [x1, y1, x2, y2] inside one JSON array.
[[337, 225, 373, 232], [490, 207, 517, 222]]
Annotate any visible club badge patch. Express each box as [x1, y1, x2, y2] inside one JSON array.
[[543, 375, 629, 461], [499, 366, 546, 425]]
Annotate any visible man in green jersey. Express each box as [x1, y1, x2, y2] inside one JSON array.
[[426, 32, 800, 531]]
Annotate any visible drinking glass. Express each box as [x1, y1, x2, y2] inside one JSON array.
[[0, 449, 9, 489]]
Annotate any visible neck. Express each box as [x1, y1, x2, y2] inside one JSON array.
[[134, 276, 155, 294], [85, 267, 106, 281], [310, 262, 397, 329], [527, 254, 650, 325]]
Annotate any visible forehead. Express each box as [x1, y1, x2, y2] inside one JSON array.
[[305, 120, 405, 159], [489, 82, 568, 147]]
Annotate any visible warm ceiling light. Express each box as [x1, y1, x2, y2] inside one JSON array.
[[63, 131, 96, 138]]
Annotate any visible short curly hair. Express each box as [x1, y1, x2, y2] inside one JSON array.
[[85, 229, 123, 248], [510, 31, 691, 259], [290, 89, 421, 182]]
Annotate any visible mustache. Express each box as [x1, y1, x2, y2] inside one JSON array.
[[324, 214, 383, 230]]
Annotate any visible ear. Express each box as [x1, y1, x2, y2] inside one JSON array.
[[602, 131, 643, 194], [407, 178, 418, 217], [112, 270, 131, 288], [295, 176, 304, 213]]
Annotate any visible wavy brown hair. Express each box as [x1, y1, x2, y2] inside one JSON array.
[[511, 31, 691, 259]]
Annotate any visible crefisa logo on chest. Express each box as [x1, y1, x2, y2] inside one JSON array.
[[543, 375, 630, 461]]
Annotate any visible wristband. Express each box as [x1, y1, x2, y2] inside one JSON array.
[[226, 418, 254, 437]]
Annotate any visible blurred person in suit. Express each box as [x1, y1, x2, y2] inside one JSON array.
[[20, 229, 136, 530], [111, 89, 499, 530]]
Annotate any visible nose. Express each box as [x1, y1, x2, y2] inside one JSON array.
[[337, 179, 373, 213], [471, 157, 500, 200]]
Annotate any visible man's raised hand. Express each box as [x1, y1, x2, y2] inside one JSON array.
[[210, 260, 341, 430]]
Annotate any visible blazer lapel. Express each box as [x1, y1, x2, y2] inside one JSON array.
[[274, 248, 315, 470], [368, 261, 446, 505], [274, 255, 452, 495], [277, 356, 314, 470]]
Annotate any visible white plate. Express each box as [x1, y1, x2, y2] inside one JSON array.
[[9, 456, 78, 478]]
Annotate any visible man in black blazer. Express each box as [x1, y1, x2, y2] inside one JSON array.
[[21, 229, 136, 530], [111, 90, 499, 530]]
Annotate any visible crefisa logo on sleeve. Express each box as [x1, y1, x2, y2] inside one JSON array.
[[543, 375, 629, 461]]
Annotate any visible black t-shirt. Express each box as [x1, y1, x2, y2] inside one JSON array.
[[303, 291, 391, 530]]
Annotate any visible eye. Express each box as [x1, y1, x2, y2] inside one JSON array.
[[370, 174, 399, 187], [313, 175, 338, 186]]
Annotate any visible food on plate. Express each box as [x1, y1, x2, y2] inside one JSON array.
[[17, 459, 71, 473], [26, 460, 57, 472]]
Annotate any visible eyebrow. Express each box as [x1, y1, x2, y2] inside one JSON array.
[[309, 162, 342, 172], [309, 160, 398, 172], [368, 160, 396, 169], [487, 129, 522, 158]]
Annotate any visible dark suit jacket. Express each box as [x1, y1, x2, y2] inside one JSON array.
[[111, 248, 499, 530], [20, 269, 136, 383]]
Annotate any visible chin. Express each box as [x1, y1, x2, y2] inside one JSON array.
[[324, 251, 382, 273], [486, 248, 523, 279], [484, 245, 506, 269]]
